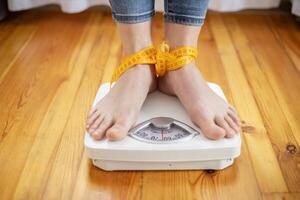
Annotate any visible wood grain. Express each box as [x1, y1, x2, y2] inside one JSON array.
[[0, 9, 299, 200], [221, 13, 289, 193], [233, 14, 300, 192]]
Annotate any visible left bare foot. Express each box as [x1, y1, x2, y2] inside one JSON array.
[[158, 63, 240, 140]]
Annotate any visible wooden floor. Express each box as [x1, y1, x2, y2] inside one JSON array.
[[0, 7, 299, 200]]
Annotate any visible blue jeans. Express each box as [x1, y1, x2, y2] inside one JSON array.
[[108, 0, 209, 26]]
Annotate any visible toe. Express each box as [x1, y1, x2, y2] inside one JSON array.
[[86, 109, 100, 128], [92, 118, 113, 140], [88, 114, 104, 134], [225, 115, 239, 133], [88, 107, 97, 117], [228, 104, 237, 113], [215, 115, 236, 138], [228, 109, 240, 127], [198, 119, 226, 140], [106, 119, 132, 141], [228, 105, 240, 124]]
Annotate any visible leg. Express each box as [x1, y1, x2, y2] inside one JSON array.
[[86, 0, 156, 140], [159, 0, 240, 139]]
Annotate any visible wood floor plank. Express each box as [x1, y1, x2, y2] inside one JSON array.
[[208, 13, 280, 196], [235, 14, 300, 192], [40, 15, 117, 199], [0, 12, 36, 45], [264, 14, 300, 145], [222, 14, 289, 193], [0, 11, 91, 199], [267, 14, 300, 72], [40, 14, 140, 200], [12, 12, 102, 200], [152, 13, 165, 45], [0, 13, 37, 83], [262, 192, 300, 200]]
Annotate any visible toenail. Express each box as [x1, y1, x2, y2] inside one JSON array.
[[106, 132, 115, 139], [92, 132, 100, 138]]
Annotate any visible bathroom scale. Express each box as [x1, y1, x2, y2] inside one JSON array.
[[84, 82, 241, 171]]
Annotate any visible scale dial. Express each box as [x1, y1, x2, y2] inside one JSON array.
[[129, 117, 198, 144]]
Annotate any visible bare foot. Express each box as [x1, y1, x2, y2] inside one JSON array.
[[158, 63, 240, 140], [86, 64, 156, 140]]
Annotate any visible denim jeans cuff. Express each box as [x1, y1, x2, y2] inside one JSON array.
[[164, 13, 205, 26], [112, 10, 155, 24]]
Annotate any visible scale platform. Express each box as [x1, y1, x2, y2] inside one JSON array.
[[84, 83, 241, 171]]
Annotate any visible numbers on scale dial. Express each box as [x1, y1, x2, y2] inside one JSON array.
[[134, 124, 192, 142]]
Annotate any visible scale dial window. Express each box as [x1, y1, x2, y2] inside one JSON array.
[[129, 117, 198, 144]]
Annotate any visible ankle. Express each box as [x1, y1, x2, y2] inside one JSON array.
[[161, 63, 206, 90], [164, 22, 201, 50], [126, 64, 156, 85], [118, 21, 153, 56], [121, 40, 153, 56], [165, 38, 197, 50]]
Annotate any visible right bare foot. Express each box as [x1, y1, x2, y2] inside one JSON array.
[[86, 64, 156, 141], [86, 20, 157, 140]]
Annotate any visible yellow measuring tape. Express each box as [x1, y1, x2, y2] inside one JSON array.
[[111, 42, 198, 83]]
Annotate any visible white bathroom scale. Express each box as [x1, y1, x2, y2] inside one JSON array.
[[84, 82, 241, 171]]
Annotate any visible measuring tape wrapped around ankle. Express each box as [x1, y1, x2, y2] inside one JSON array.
[[155, 42, 197, 76], [111, 42, 198, 83], [110, 46, 157, 83]]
